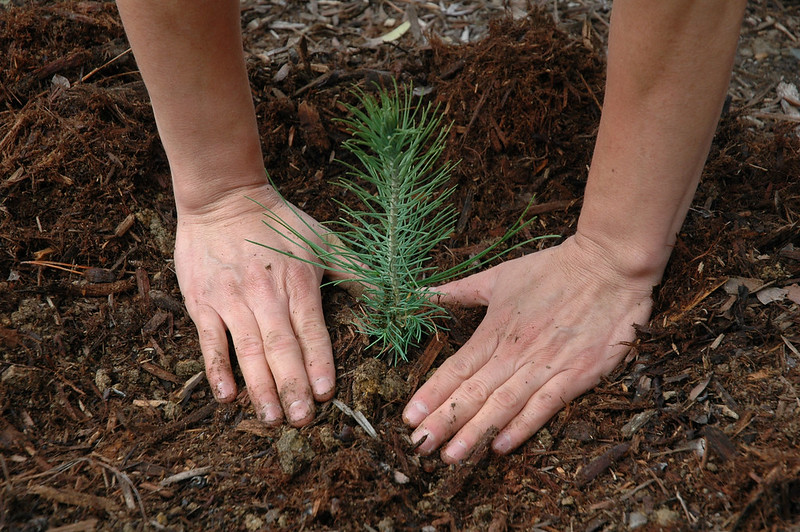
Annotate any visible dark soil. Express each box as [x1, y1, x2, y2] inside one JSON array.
[[1, 2, 799, 531]]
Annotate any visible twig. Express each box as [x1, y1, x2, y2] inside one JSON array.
[[578, 70, 602, 112], [159, 466, 213, 487], [675, 489, 698, 524], [620, 479, 655, 501], [332, 399, 378, 439], [79, 48, 132, 84], [645, 467, 670, 497]]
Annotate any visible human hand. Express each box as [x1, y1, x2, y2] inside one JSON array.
[[174, 183, 338, 427], [403, 234, 658, 462]]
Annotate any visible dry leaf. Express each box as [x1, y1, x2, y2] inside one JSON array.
[[688, 374, 712, 402], [756, 286, 787, 305], [786, 284, 800, 305], [723, 277, 763, 295]]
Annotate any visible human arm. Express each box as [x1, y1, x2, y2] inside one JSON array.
[[403, 0, 747, 462], [115, 0, 336, 426]]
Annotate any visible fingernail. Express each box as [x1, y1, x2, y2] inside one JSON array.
[[312, 377, 333, 397], [443, 439, 468, 463], [261, 403, 282, 424], [411, 428, 433, 454], [403, 400, 429, 426], [215, 381, 234, 401], [288, 400, 311, 423], [493, 433, 512, 454]]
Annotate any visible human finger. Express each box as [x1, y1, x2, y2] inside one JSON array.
[[222, 309, 285, 426], [250, 302, 317, 427], [432, 266, 497, 307], [403, 321, 501, 445], [491, 369, 594, 454], [186, 302, 237, 403], [285, 271, 335, 402], [438, 357, 554, 463]]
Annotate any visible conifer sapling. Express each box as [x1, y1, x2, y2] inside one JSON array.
[[251, 83, 554, 364]]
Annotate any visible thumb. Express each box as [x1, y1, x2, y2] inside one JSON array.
[[320, 232, 368, 300], [433, 267, 498, 307]]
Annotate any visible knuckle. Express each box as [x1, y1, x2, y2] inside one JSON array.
[[233, 335, 264, 361], [490, 385, 522, 410], [284, 263, 319, 294], [443, 355, 475, 381], [263, 331, 299, 354], [458, 378, 492, 406], [196, 325, 227, 352]]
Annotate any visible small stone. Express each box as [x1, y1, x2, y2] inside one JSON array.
[[2, 365, 37, 389], [379, 367, 408, 402], [536, 428, 554, 449], [276, 428, 315, 475], [393, 470, 410, 484], [377, 517, 395, 532], [264, 508, 281, 524], [472, 504, 493, 522], [706, 462, 718, 472], [244, 513, 264, 531], [11, 298, 42, 327], [155, 512, 168, 526], [277, 514, 289, 528], [628, 512, 648, 529], [560, 496, 575, 507], [95, 368, 112, 393], [351, 358, 387, 412], [175, 359, 204, 379], [163, 401, 182, 421], [318, 426, 340, 450], [655, 508, 679, 526]]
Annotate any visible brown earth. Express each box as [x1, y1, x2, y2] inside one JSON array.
[[1, 2, 799, 531]]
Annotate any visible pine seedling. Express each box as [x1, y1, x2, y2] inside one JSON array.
[[252, 83, 554, 364]]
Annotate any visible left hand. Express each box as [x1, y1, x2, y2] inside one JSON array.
[[402, 234, 657, 463]]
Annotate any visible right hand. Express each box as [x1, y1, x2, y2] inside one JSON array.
[[174, 183, 338, 427]]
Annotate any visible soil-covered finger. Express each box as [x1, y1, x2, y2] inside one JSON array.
[[254, 311, 316, 427], [222, 311, 284, 425], [187, 303, 237, 402]]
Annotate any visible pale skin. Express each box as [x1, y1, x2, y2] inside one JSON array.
[[115, 0, 747, 460]]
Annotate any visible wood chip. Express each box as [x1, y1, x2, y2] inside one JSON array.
[[141, 309, 170, 336], [785, 284, 800, 305], [621, 410, 657, 438], [113, 213, 135, 238], [172, 370, 206, 403], [438, 426, 499, 500], [159, 466, 212, 487], [46, 518, 99, 532], [756, 286, 787, 305], [28, 485, 121, 514], [236, 418, 273, 438], [723, 277, 764, 295], [575, 443, 630, 486], [702, 426, 738, 462], [139, 360, 181, 384]]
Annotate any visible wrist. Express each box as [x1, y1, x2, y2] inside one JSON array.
[[570, 226, 671, 287], [168, 131, 271, 216]]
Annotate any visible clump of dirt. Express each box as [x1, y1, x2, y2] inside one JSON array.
[[1, 2, 798, 531]]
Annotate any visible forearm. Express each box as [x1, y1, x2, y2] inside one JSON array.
[[116, 0, 266, 214], [577, 0, 746, 281]]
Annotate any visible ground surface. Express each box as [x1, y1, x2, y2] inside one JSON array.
[[1, 1, 799, 531]]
